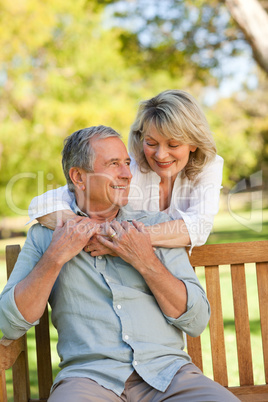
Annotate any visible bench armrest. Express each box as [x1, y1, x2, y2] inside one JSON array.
[[0, 336, 27, 371]]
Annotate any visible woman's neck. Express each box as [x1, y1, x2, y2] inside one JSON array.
[[159, 176, 175, 211]]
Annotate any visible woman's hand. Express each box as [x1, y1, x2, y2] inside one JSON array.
[[84, 235, 117, 257], [96, 220, 157, 271]]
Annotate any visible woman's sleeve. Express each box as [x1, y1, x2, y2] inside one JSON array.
[[171, 155, 224, 252], [28, 185, 75, 223]]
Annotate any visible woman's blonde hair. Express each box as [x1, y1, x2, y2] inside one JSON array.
[[128, 89, 217, 180]]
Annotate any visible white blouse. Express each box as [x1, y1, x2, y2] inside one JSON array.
[[28, 155, 223, 251]]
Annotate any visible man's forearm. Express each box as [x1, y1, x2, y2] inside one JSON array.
[[134, 254, 187, 319], [14, 251, 63, 323], [15, 216, 98, 323]]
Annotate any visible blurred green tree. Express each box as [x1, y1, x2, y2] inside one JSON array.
[[110, 0, 268, 77], [0, 0, 186, 215]]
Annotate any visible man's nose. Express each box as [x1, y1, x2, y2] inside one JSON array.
[[119, 165, 132, 179]]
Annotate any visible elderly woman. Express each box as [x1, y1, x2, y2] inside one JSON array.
[[28, 89, 223, 253]]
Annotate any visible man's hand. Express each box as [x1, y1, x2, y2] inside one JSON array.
[[47, 216, 99, 265], [83, 223, 117, 257], [97, 220, 156, 271]]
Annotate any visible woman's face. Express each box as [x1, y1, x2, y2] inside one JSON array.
[[143, 125, 197, 181]]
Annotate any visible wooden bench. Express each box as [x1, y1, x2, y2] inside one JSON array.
[[0, 241, 268, 401]]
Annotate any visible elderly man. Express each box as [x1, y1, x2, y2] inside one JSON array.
[[0, 126, 238, 401]]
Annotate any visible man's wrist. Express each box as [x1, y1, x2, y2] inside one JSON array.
[[44, 246, 66, 270], [134, 253, 162, 275]]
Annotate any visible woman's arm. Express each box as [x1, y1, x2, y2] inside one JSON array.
[[147, 219, 191, 248], [28, 185, 74, 226], [37, 210, 76, 230]]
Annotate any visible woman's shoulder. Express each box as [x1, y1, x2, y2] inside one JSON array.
[[193, 154, 224, 185], [212, 154, 224, 165], [201, 154, 224, 173], [175, 154, 223, 188]]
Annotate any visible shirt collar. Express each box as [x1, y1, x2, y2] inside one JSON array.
[[70, 199, 148, 222]]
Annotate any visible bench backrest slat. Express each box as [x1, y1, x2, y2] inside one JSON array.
[[256, 261, 268, 384], [35, 306, 53, 399], [5, 245, 31, 401], [186, 335, 203, 372], [189, 241, 268, 266], [205, 265, 228, 386], [230, 263, 254, 386]]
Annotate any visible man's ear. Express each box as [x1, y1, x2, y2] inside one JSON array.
[[69, 167, 86, 191]]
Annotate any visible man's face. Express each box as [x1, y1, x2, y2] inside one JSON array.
[[84, 136, 132, 215]]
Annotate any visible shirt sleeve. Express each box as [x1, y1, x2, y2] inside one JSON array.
[[0, 225, 50, 339], [170, 155, 223, 252], [28, 185, 75, 223]]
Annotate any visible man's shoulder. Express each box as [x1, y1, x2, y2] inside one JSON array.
[[26, 222, 53, 249]]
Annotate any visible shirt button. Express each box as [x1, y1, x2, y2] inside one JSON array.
[[117, 305, 122, 310], [124, 335, 129, 340], [97, 256, 103, 260], [134, 361, 138, 366]]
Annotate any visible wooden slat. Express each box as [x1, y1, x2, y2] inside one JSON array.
[[228, 383, 268, 396], [256, 261, 268, 384], [186, 335, 203, 372], [4, 245, 30, 402], [235, 395, 268, 402], [6, 245, 21, 279], [231, 264, 254, 386], [205, 266, 228, 386], [35, 306, 53, 399], [0, 370, 8, 402], [12, 345, 30, 402], [186, 265, 203, 371], [189, 241, 268, 267]]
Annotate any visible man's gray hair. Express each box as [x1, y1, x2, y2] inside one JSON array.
[[62, 125, 121, 192]]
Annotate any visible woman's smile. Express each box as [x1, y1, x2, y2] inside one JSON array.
[[154, 160, 176, 169]]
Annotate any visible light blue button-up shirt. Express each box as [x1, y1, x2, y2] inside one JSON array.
[[0, 205, 210, 396]]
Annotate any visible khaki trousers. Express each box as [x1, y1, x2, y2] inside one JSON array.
[[48, 363, 239, 402]]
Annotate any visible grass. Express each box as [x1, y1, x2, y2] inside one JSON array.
[[208, 208, 268, 244], [0, 206, 267, 400]]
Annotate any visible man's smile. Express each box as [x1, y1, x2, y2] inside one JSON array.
[[111, 185, 128, 189]]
